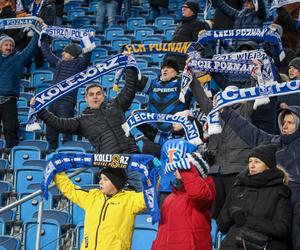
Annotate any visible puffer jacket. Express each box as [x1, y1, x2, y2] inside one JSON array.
[[221, 106, 300, 204], [38, 68, 140, 154], [41, 40, 91, 104], [212, 0, 266, 29], [0, 33, 38, 97], [54, 172, 146, 250], [152, 165, 216, 250], [217, 168, 292, 250]]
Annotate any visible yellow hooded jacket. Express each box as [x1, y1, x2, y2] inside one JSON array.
[[54, 172, 146, 250]]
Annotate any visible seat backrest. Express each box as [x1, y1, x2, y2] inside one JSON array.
[[0, 236, 21, 250], [127, 17, 146, 31], [18, 140, 49, 151], [134, 27, 154, 42], [155, 17, 175, 31], [31, 70, 53, 87], [23, 218, 61, 250], [11, 146, 41, 170], [51, 38, 70, 52], [55, 146, 86, 154], [105, 27, 124, 41], [32, 210, 70, 225], [111, 38, 131, 52], [62, 141, 94, 152], [15, 166, 44, 193]]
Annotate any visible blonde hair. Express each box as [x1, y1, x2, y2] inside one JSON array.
[[276, 165, 290, 185]]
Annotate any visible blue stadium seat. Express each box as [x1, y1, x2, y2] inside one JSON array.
[[22, 159, 48, 168], [55, 146, 86, 154], [105, 27, 124, 41], [0, 209, 15, 235], [18, 112, 28, 124], [155, 16, 175, 31], [89, 1, 98, 13], [111, 37, 131, 52], [32, 210, 70, 225], [100, 73, 115, 88], [66, 168, 94, 187], [93, 56, 110, 65], [14, 166, 44, 193], [18, 140, 49, 152], [65, 1, 83, 12], [18, 123, 37, 141], [0, 159, 9, 180], [36, 81, 52, 94], [127, 17, 146, 31], [131, 213, 158, 250], [0, 235, 21, 250], [17, 107, 30, 113], [0, 181, 11, 207], [142, 37, 163, 45], [75, 221, 84, 248], [91, 48, 109, 63], [51, 39, 70, 54], [77, 100, 88, 115], [23, 218, 61, 250], [10, 146, 41, 170], [164, 27, 176, 41], [136, 59, 148, 69], [72, 16, 92, 29], [17, 97, 27, 108], [134, 27, 155, 42], [67, 9, 85, 21], [31, 70, 53, 87]]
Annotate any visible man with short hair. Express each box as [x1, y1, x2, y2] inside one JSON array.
[[0, 31, 39, 148], [36, 66, 143, 191]]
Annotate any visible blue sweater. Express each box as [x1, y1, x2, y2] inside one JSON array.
[[0, 33, 39, 97]]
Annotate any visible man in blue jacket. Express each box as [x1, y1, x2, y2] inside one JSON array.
[[220, 105, 300, 249], [0, 32, 39, 148]]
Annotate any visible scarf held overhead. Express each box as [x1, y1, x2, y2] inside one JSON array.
[[26, 54, 139, 131], [41, 152, 160, 223], [122, 112, 203, 145]]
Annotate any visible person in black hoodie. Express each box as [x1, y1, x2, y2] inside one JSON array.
[[169, 0, 209, 71], [217, 143, 292, 250]]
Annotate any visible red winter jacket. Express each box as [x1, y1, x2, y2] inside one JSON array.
[[152, 164, 216, 250]]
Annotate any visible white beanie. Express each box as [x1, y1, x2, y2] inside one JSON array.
[[0, 35, 15, 48]]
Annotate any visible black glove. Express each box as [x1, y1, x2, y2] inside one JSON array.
[[230, 206, 246, 227]]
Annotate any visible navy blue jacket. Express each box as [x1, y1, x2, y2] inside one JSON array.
[[221, 106, 300, 204], [41, 40, 91, 104], [0, 33, 39, 97]]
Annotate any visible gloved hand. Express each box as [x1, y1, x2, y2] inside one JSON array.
[[230, 206, 246, 227]]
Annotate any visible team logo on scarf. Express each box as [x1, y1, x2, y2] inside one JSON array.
[[93, 154, 130, 168], [122, 112, 203, 145]]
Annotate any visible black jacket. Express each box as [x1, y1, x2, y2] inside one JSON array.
[[38, 68, 140, 154], [217, 168, 292, 250]]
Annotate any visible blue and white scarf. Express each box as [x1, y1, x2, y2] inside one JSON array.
[[122, 112, 203, 145], [270, 0, 300, 10], [41, 152, 160, 223], [208, 80, 300, 134], [30, 0, 44, 16], [198, 27, 285, 61], [39, 26, 96, 53], [26, 54, 139, 131], [0, 17, 39, 30]]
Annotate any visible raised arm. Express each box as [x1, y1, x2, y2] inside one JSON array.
[[211, 0, 239, 18], [37, 109, 80, 134], [20, 32, 39, 65], [41, 39, 60, 66], [115, 67, 139, 112]]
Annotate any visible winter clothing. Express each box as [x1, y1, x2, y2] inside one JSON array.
[[64, 43, 82, 58], [0, 32, 38, 148], [152, 165, 215, 250], [248, 143, 278, 169], [212, 0, 266, 29], [0, 35, 15, 48], [54, 172, 146, 250], [220, 105, 300, 204], [161, 57, 179, 73], [100, 167, 127, 190], [217, 168, 292, 250], [289, 57, 300, 71], [183, 1, 199, 15]]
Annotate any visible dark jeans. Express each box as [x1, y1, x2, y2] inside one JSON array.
[[0, 99, 19, 148], [46, 100, 75, 149], [293, 202, 300, 250], [211, 173, 237, 219]]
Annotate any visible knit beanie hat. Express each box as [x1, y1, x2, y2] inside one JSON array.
[[0, 35, 15, 48], [64, 43, 82, 58], [161, 57, 179, 73], [248, 143, 278, 169], [183, 1, 199, 15], [99, 167, 127, 190], [288, 57, 300, 72]]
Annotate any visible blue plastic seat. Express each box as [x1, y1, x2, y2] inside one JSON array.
[[0, 181, 11, 207], [136, 59, 148, 69], [0, 236, 21, 250], [100, 73, 115, 88], [142, 37, 163, 45], [23, 218, 61, 250], [67, 9, 85, 21], [0, 209, 15, 235], [19, 92, 34, 102], [51, 39, 70, 53], [164, 27, 176, 41], [15, 165, 44, 193], [18, 140, 49, 152], [91, 48, 108, 63], [72, 16, 92, 28], [62, 141, 94, 152], [155, 16, 175, 31], [32, 210, 70, 225], [77, 100, 88, 115], [55, 146, 86, 154], [17, 97, 27, 107], [89, 1, 98, 12], [127, 17, 146, 31], [131, 213, 158, 250], [134, 27, 155, 42], [111, 37, 131, 52], [10, 146, 41, 170], [105, 27, 124, 41], [18, 112, 28, 124], [65, 1, 83, 12], [36, 81, 52, 94], [31, 70, 53, 87]]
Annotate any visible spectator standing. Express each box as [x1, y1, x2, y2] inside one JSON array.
[[217, 143, 292, 250], [41, 40, 92, 150], [54, 167, 146, 249], [36, 65, 143, 191], [150, 0, 168, 19], [0, 31, 39, 148]]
